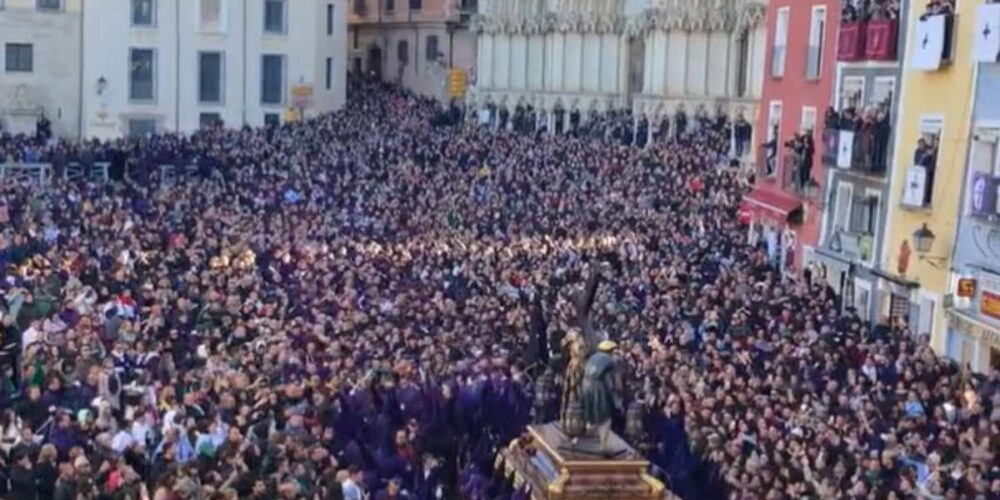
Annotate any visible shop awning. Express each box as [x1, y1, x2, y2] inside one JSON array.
[[740, 187, 803, 226], [870, 267, 920, 289]]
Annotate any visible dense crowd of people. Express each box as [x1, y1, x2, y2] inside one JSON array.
[[0, 77, 996, 500]]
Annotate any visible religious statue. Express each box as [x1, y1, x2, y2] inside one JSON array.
[[559, 329, 587, 431], [556, 264, 624, 451], [581, 339, 622, 450]]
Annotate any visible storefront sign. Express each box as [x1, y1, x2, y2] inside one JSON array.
[[980, 290, 1000, 320], [948, 311, 1000, 350], [291, 85, 314, 108], [958, 278, 977, 298]]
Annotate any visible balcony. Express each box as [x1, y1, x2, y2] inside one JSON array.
[[866, 19, 899, 60], [837, 22, 867, 61], [821, 124, 889, 177], [782, 150, 821, 199], [831, 229, 875, 262], [901, 140, 938, 209], [837, 19, 899, 62]]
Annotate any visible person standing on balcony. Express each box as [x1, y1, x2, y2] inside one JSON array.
[[914, 137, 937, 205], [872, 108, 891, 173], [763, 125, 778, 177]]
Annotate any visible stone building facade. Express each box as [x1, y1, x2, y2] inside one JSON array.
[[470, 0, 767, 140]]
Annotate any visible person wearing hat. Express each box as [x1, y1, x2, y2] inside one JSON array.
[[7, 449, 36, 500]]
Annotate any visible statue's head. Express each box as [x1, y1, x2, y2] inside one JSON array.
[[562, 329, 582, 347]]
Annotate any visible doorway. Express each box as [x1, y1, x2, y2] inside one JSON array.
[[367, 46, 383, 80]]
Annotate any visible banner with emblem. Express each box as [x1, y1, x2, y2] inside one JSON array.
[[837, 130, 854, 169], [902, 165, 928, 207], [975, 4, 1000, 63], [969, 173, 998, 218], [912, 14, 947, 71]]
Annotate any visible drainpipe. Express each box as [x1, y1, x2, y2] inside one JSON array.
[[242, 0, 248, 125], [448, 23, 454, 67], [174, 0, 180, 132], [77, 0, 85, 139]]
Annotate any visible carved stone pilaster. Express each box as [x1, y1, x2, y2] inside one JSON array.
[[736, 2, 766, 32]]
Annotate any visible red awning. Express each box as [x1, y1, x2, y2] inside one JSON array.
[[740, 187, 803, 226]]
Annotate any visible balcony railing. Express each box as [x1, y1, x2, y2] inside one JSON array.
[[821, 125, 889, 176], [783, 152, 807, 195], [837, 22, 867, 61], [831, 230, 874, 262], [865, 19, 898, 61], [837, 19, 899, 62], [757, 146, 779, 180], [782, 150, 820, 199]]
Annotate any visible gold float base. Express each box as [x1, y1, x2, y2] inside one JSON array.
[[494, 423, 671, 500]]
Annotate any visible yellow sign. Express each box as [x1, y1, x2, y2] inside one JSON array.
[[291, 85, 314, 108], [284, 107, 301, 123], [447, 69, 467, 98], [981, 290, 1000, 321]]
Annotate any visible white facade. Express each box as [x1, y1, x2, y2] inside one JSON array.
[[347, 0, 477, 102], [78, 0, 347, 140], [0, 0, 84, 138], [471, 0, 767, 126]]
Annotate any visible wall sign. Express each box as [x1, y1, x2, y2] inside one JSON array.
[[958, 278, 977, 298]]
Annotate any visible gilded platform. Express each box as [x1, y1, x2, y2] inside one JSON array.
[[494, 423, 672, 500]]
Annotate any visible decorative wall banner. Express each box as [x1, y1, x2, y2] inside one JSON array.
[[974, 4, 1000, 63], [911, 14, 947, 71]]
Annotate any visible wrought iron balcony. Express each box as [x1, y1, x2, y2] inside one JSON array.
[[837, 19, 899, 62]]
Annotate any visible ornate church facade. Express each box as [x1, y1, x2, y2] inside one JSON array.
[[470, 0, 767, 143]]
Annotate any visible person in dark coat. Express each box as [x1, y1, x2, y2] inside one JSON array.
[[9, 450, 37, 500]]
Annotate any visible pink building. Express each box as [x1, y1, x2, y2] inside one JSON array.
[[744, 0, 839, 270]]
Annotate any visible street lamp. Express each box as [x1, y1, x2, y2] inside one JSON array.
[[912, 223, 935, 253], [912, 223, 947, 268], [96, 76, 107, 96]]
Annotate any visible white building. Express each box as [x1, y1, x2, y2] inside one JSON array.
[[82, 0, 348, 139], [471, 0, 767, 138], [0, 0, 348, 141], [0, 0, 84, 138], [348, 0, 477, 102]]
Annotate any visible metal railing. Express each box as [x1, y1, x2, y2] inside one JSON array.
[[0, 161, 110, 185], [782, 152, 809, 196], [822, 126, 888, 176]]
